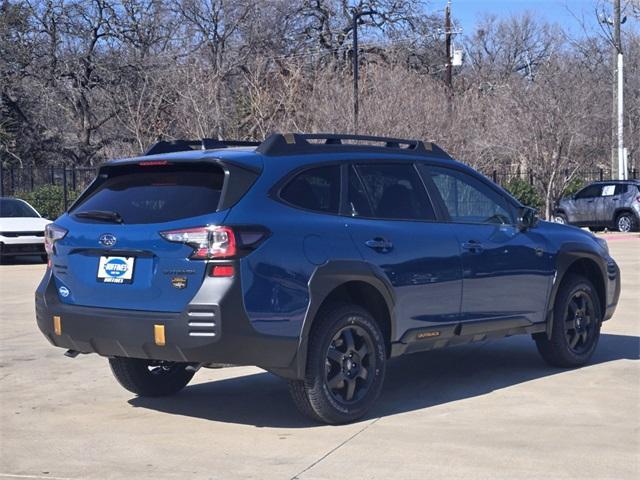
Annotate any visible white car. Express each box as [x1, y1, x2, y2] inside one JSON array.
[[0, 197, 52, 263]]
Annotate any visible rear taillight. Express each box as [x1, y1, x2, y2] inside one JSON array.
[[44, 224, 68, 256], [160, 226, 236, 259]]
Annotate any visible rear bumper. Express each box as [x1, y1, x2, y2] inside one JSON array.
[[35, 268, 299, 372]]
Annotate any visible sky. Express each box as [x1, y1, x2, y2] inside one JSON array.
[[446, 0, 634, 38]]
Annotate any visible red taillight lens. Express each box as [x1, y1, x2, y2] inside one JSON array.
[[211, 265, 235, 277], [160, 226, 236, 259], [44, 224, 68, 256]]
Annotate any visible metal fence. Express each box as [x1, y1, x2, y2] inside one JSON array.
[[0, 165, 97, 207], [1, 164, 638, 209]]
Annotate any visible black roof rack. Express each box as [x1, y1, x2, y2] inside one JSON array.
[[256, 133, 450, 158], [144, 133, 451, 159], [145, 138, 260, 156]]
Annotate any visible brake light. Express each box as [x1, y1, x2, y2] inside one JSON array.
[[44, 224, 68, 256], [160, 226, 236, 259], [138, 160, 169, 166]]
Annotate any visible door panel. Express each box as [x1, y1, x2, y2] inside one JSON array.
[[573, 185, 601, 223], [421, 164, 553, 326], [348, 220, 463, 332], [451, 223, 553, 324], [345, 163, 462, 336]]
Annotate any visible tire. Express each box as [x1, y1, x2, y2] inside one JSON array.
[[288, 303, 386, 424], [109, 357, 194, 397], [41, 254, 48, 263], [534, 274, 602, 368], [553, 213, 568, 225], [615, 212, 637, 232]]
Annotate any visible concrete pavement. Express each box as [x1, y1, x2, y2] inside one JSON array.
[[0, 234, 638, 479]]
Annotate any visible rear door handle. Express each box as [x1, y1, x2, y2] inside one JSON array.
[[462, 240, 483, 253], [365, 237, 393, 252]]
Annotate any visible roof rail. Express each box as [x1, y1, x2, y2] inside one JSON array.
[[145, 138, 260, 156], [256, 133, 450, 158]]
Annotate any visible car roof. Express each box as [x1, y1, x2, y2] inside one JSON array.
[[103, 133, 455, 172]]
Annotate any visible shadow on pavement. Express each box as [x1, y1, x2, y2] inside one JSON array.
[[128, 333, 639, 428]]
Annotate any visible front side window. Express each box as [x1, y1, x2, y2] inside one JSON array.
[[423, 166, 515, 224], [354, 163, 435, 220], [575, 185, 601, 199], [280, 165, 340, 213]]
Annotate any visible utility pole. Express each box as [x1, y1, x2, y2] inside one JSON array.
[[605, 0, 626, 180], [444, 0, 453, 92], [614, 0, 626, 180], [352, 9, 376, 134]]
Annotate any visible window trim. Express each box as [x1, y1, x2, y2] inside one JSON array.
[[418, 163, 520, 226]]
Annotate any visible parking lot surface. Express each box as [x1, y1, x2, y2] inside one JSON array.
[[1, 233, 638, 480]]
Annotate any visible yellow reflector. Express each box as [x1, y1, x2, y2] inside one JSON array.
[[154, 324, 166, 346], [53, 316, 62, 336]]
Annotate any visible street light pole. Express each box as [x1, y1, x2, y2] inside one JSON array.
[[352, 9, 376, 134]]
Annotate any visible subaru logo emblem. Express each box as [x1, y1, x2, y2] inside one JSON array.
[[99, 233, 117, 247]]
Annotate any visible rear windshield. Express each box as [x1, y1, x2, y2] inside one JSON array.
[[71, 163, 225, 224], [0, 198, 40, 218]]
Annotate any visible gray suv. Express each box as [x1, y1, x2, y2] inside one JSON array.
[[554, 180, 640, 232]]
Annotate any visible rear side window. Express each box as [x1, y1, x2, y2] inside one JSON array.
[[355, 164, 435, 220], [71, 163, 225, 224], [614, 184, 628, 195], [280, 166, 340, 213]]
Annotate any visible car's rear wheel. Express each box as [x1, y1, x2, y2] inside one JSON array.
[[289, 304, 386, 424], [553, 213, 568, 225], [534, 274, 601, 368], [615, 212, 637, 232], [109, 357, 194, 396]]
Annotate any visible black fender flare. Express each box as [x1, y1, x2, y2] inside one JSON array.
[[291, 260, 396, 379], [544, 244, 608, 339]]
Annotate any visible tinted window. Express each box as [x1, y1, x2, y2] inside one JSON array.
[[424, 166, 515, 224], [280, 166, 340, 213], [575, 185, 601, 199], [71, 163, 224, 224], [0, 199, 40, 218], [614, 184, 628, 195], [347, 166, 373, 217], [355, 164, 435, 220]]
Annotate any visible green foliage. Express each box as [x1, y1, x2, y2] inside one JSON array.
[[562, 177, 584, 198], [17, 185, 78, 220], [504, 178, 543, 209]]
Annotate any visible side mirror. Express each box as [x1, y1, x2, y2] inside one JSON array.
[[517, 206, 538, 231]]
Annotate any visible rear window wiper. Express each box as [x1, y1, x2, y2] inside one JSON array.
[[73, 210, 123, 223]]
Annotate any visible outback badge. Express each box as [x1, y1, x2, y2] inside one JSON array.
[[171, 276, 188, 289]]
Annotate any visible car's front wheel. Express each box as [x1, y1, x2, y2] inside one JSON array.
[[109, 357, 194, 396], [289, 304, 386, 424], [534, 274, 601, 368]]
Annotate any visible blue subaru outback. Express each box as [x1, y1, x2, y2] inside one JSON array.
[[36, 133, 620, 424]]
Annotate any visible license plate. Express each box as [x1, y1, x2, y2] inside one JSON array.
[[97, 256, 135, 284]]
